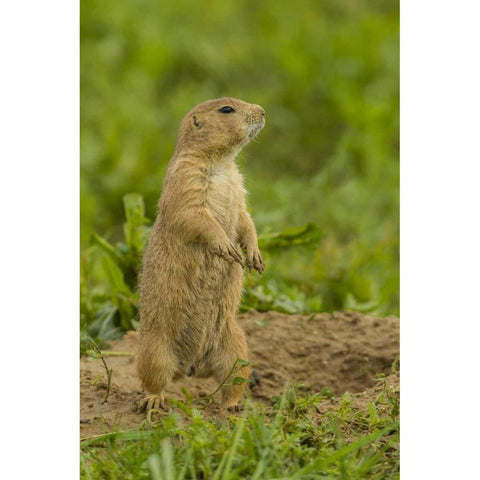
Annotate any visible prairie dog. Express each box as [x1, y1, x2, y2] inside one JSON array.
[[137, 98, 265, 411]]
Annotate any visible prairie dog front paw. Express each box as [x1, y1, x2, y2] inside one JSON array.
[[244, 245, 265, 274], [209, 240, 244, 266]]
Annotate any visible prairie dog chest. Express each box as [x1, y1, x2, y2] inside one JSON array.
[[207, 160, 245, 231]]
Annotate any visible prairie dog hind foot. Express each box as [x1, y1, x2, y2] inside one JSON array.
[[226, 403, 243, 413], [137, 393, 167, 412]]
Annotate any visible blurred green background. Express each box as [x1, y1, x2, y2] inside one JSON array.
[[81, 0, 399, 338]]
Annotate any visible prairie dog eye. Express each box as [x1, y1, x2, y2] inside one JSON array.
[[219, 106, 235, 114]]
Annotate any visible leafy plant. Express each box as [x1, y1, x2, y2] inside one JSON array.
[[196, 359, 252, 409], [258, 223, 322, 251], [80, 335, 113, 403], [81, 193, 150, 340], [81, 193, 325, 341]]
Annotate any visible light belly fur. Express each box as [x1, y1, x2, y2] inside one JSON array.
[[207, 161, 243, 240]]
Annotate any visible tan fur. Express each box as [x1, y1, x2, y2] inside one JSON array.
[[137, 98, 265, 411]]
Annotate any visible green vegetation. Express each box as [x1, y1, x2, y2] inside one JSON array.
[[81, 378, 399, 479], [81, 0, 399, 477], [81, 193, 324, 341], [81, 0, 399, 323]]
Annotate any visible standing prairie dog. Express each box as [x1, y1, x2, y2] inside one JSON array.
[[137, 98, 265, 411]]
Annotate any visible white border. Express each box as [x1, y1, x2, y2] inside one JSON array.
[[401, 1, 480, 477], [0, 1, 79, 478]]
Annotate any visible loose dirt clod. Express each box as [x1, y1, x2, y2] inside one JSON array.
[[80, 310, 399, 438]]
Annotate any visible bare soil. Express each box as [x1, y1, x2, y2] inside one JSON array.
[[80, 310, 399, 439]]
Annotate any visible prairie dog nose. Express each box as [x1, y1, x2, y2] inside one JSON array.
[[252, 104, 265, 116]]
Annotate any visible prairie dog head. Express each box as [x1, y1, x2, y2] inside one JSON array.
[[175, 97, 265, 158]]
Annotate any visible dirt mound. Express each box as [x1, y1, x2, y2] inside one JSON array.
[[80, 311, 399, 438]]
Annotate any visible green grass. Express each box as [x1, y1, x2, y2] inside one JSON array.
[[81, 379, 399, 479]]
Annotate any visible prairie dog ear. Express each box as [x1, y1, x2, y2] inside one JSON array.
[[191, 114, 202, 129]]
